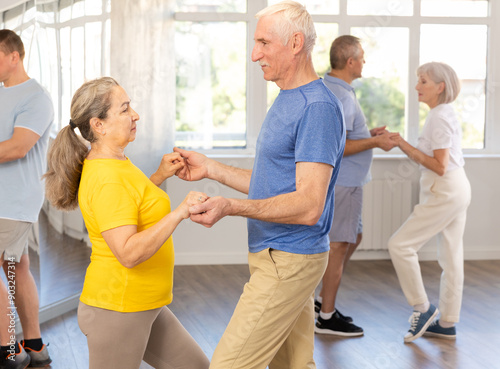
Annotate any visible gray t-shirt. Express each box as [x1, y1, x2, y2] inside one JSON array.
[[323, 74, 372, 187], [0, 79, 54, 222]]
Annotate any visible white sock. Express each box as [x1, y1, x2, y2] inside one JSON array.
[[317, 296, 323, 303], [413, 301, 430, 313], [319, 310, 334, 320], [438, 320, 455, 328]]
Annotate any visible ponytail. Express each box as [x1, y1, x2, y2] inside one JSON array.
[[43, 125, 88, 210]]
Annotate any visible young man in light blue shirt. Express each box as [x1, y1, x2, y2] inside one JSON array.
[[0, 29, 53, 368]]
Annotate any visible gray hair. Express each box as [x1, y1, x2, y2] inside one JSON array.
[[255, 1, 316, 55], [417, 62, 461, 104], [330, 35, 361, 70]]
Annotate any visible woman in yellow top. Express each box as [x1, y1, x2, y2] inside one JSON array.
[[44, 77, 209, 369]]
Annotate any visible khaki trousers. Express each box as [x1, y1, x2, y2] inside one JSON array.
[[210, 248, 329, 369]]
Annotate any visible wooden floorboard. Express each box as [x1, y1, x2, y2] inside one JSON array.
[[23, 259, 500, 369]]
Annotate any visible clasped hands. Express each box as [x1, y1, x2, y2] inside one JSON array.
[[155, 148, 228, 228], [370, 125, 404, 150]]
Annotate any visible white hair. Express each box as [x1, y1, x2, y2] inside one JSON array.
[[255, 1, 316, 55]]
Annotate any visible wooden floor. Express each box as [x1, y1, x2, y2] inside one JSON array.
[[23, 259, 500, 369]]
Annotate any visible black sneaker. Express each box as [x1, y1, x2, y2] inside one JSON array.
[[315, 311, 364, 337], [314, 300, 353, 323], [314, 300, 321, 318], [1, 342, 31, 369]]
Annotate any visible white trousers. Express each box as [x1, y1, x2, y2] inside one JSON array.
[[388, 167, 471, 322]]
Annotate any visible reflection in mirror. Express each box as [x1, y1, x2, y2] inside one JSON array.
[[37, 209, 91, 308]]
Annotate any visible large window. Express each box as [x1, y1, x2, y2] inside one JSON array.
[[175, 0, 495, 153]]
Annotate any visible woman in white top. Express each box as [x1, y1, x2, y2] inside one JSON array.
[[388, 62, 471, 343]]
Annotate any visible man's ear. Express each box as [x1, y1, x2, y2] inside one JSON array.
[[9, 51, 21, 65], [291, 32, 305, 55]]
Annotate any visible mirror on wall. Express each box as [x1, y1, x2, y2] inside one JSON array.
[[0, 0, 94, 319]]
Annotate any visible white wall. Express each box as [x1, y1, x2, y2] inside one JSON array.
[[167, 155, 500, 265]]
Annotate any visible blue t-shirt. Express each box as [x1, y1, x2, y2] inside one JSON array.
[[247, 79, 345, 255], [0, 79, 54, 222], [323, 74, 372, 187]]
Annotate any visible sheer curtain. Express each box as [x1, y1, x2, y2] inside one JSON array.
[[110, 0, 175, 177]]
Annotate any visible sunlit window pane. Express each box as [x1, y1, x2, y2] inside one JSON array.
[[421, 0, 488, 17], [60, 27, 71, 127], [85, 0, 103, 16], [73, 0, 85, 18], [175, 0, 246, 13], [85, 23, 102, 79], [267, 0, 339, 14], [59, 0, 72, 22], [71, 27, 85, 94], [347, 0, 413, 16], [351, 27, 409, 136], [420, 25, 487, 149], [175, 22, 247, 149]]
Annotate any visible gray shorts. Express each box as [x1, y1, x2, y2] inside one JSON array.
[[0, 218, 31, 263], [329, 185, 363, 244]]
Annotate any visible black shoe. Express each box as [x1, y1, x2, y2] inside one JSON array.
[[314, 300, 353, 323], [0, 343, 31, 369], [314, 300, 321, 318], [315, 312, 364, 337]]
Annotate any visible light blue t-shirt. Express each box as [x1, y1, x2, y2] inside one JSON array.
[[323, 74, 372, 187], [0, 79, 54, 222], [247, 79, 346, 255]]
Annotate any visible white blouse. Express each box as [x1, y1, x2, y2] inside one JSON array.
[[417, 103, 465, 172]]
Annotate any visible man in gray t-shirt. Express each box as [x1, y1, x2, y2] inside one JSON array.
[[0, 29, 53, 367], [315, 35, 398, 337]]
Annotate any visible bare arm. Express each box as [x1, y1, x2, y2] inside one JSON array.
[[395, 136, 450, 176], [0, 127, 40, 163], [101, 191, 207, 268], [189, 161, 333, 227], [174, 147, 252, 194]]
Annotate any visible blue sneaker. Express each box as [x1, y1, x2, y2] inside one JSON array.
[[404, 304, 439, 343], [424, 320, 456, 340]]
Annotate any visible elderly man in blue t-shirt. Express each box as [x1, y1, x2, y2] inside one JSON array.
[[174, 2, 345, 368], [314, 35, 398, 337]]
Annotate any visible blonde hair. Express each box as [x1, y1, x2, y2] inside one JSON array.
[[256, 1, 316, 55], [417, 62, 461, 104], [44, 77, 119, 210]]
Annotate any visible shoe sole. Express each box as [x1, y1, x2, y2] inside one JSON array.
[[423, 331, 456, 340], [404, 308, 439, 343], [314, 326, 364, 337]]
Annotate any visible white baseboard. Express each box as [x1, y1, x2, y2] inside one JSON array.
[[14, 294, 80, 335], [175, 247, 500, 265]]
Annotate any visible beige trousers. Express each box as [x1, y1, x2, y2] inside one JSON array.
[[210, 248, 328, 369], [388, 167, 471, 322], [78, 302, 209, 369]]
